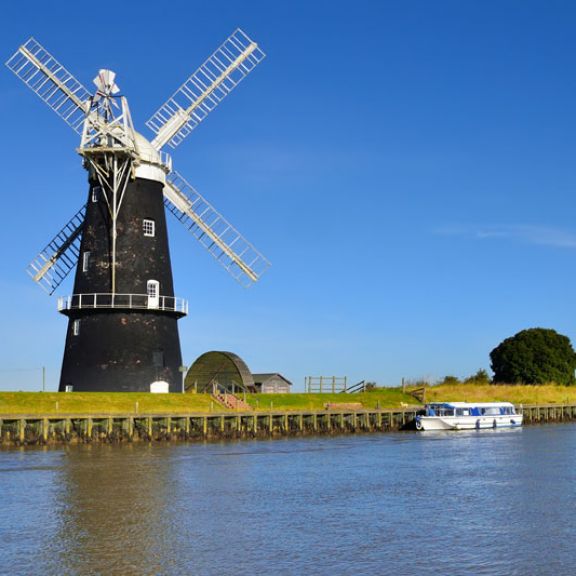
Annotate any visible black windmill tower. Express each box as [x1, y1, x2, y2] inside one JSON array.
[[6, 31, 270, 393]]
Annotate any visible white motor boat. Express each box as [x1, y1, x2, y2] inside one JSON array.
[[415, 402, 523, 431]]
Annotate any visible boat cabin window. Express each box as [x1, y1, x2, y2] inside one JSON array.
[[481, 407, 501, 416], [427, 406, 454, 417], [426, 404, 516, 418]]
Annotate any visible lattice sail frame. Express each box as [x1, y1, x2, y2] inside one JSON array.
[[6, 38, 91, 134], [26, 205, 86, 294], [164, 172, 270, 286], [146, 29, 266, 150]]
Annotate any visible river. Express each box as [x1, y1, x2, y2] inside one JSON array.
[[1, 424, 575, 575]]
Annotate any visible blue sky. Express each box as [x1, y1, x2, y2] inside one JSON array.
[[1, 0, 576, 391]]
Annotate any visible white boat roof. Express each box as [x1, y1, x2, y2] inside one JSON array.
[[427, 401, 515, 407]]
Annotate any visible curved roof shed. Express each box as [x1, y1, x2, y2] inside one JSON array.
[[185, 351, 254, 393]]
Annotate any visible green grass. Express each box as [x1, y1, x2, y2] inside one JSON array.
[[242, 389, 416, 411], [0, 392, 215, 415], [424, 383, 576, 405], [0, 388, 417, 416], [2, 384, 575, 416]]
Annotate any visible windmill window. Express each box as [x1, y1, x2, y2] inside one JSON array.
[[73, 320, 80, 336], [82, 251, 91, 272], [92, 186, 101, 203], [153, 350, 165, 368], [143, 219, 155, 237]]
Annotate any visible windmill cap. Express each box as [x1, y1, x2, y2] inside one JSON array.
[[133, 131, 170, 183], [135, 132, 161, 163]]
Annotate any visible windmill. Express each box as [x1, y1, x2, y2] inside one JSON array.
[[6, 30, 270, 393]]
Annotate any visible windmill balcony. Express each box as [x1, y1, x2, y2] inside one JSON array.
[[57, 293, 188, 317], [136, 147, 173, 173]]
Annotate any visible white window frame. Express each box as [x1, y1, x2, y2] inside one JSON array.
[[147, 280, 158, 298], [92, 185, 101, 203], [73, 319, 80, 336], [143, 219, 156, 237], [82, 251, 90, 272]]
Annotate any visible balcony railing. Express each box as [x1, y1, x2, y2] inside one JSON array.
[[137, 149, 172, 173], [57, 293, 188, 316]]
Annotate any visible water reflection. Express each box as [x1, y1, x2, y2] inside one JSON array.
[[50, 444, 183, 575], [1, 428, 576, 575]]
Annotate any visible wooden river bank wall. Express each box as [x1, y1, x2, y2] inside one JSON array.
[[0, 404, 575, 446]]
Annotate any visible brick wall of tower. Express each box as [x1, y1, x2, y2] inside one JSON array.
[[59, 176, 184, 393]]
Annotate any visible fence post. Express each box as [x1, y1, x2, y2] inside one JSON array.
[[19, 419, 26, 443]]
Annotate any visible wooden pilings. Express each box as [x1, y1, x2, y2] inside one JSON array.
[[520, 404, 576, 424], [0, 408, 417, 445], [0, 404, 575, 446]]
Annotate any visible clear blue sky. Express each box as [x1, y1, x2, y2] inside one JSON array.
[[1, 0, 576, 392]]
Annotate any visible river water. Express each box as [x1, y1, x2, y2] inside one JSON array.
[[1, 424, 575, 575]]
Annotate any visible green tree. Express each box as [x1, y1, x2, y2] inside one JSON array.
[[490, 328, 576, 385], [464, 369, 491, 384], [440, 375, 461, 385]]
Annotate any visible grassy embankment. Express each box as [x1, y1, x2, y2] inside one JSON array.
[[242, 389, 414, 411], [1, 384, 576, 416], [0, 389, 414, 415], [0, 392, 214, 416], [423, 383, 576, 405]]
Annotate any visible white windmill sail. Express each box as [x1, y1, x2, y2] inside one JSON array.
[[26, 205, 86, 294], [5, 38, 91, 134], [164, 171, 270, 286], [146, 29, 266, 150], [9, 31, 270, 297]]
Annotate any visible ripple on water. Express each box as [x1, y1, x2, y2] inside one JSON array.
[[0, 427, 575, 575]]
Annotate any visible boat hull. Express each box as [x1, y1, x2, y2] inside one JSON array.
[[416, 414, 523, 431]]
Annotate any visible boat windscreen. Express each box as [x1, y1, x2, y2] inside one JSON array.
[[426, 406, 455, 416]]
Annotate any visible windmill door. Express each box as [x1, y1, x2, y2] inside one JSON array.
[[147, 280, 160, 309]]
